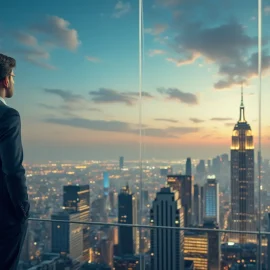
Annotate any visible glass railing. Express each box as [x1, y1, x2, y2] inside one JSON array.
[[17, 218, 269, 269], [2, 0, 268, 270]]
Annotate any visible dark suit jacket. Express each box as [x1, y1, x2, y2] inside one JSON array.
[[0, 100, 30, 232]]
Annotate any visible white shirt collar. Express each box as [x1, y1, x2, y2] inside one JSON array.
[[0, 97, 7, 105]]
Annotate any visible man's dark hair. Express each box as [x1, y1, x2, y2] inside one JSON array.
[[0, 53, 16, 81]]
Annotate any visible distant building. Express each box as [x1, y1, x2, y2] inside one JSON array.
[[109, 190, 118, 210], [114, 255, 140, 270], [196, 160, 206, 174], [142, 189, 149, 206], [119, 156, 124, 170], [186, 157, 192, 176], [193, 184, 202, 225], [167, 175, 193, 227], [267, 213, 270, 269], [150, 187, 184, 270], [118, 185, 138, 255], [63, 185, 90, 213], [184, 230, 208, 270], [204, 176, 219, 224], [221, 242, 257, 268], [230, 86, 256, 244], [100, 238, 113, 268], [200, 186, 205, 222], [103, 172, 110, 196], [63, 185, 90, 260], [204, 221, 221, 270], [51, 211, 83, 261], [160, 166, 173, 177], [207, 160, 211, 173], [212, 156, 221, 176]]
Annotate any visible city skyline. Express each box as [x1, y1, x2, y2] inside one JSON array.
[[1, 0, 270, 162]]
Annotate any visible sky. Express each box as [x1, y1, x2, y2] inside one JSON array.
[[1, 0, 270, 162]]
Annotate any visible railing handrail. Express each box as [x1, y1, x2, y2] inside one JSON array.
[[28, 218, 270, 235]]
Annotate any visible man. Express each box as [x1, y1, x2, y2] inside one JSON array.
[[0, 53, 30, 269]]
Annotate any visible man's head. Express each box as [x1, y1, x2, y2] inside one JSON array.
[[0, 53, 16, 98]]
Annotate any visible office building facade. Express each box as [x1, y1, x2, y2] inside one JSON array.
[[150, 187, 184, 270], [167, 175, 193, 227], [118, 185, 138, 255], [230, 88, 256, 243], [204, 176, 219, 224]]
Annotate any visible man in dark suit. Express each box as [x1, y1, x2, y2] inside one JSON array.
[[0, 53, 30, 269]]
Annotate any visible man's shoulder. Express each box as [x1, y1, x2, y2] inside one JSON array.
[[0, 106, 20, 118], [0, 106, 20, 128]]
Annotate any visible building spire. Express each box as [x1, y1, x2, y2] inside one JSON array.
[[239, 82, 246, 122], [241, 82, 244, 107]]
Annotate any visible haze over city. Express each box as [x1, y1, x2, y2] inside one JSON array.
[[1, 0, 270, 162]]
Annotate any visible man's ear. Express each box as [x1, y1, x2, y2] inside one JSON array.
[[1, 77, 9, 88]]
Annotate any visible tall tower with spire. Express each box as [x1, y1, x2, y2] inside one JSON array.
[[230, 85, 256, 243]]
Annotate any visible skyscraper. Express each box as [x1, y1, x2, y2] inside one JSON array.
[[63, 185, 90, 260], [194, 184, 202, 225], [150, 187, 184, 270], [103, 172, 110, 196], [204, 176, 219, 224], [119, 156, 124, 170], [63, 185, 90, 214], [118, 185, 138, 255], [204, 221, 221, 270], [230, 86, 255, 243], [186, 157, 192, 176], [184, 231, 208, 270], [51, 211, 83, 260], [167, 175, 193, 227]]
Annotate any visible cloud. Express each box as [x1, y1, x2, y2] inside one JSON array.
[[38, 103, 56, 110], [6, 15, 80, 70], [45, 116, 199, 138], [44, 89, 83, 102], [166, 52, 200, 66], [86, 56, 101, 63], [24, 56, 56, 70], [12, 32, 37, 46], [13, 47, 49, 59], [170, 19, 270, 89], [190, 117, 204, 123], [89, 88, 153, 106], [214, 50, 270, 89], [211, 117, 233, 121], [264, 6, 270, 15], [157, 87, 198, 105], [11, 32, 56, 70], [127, 92, 154, 98], [32, 15, 80, 50], [154, 118, 178, 123], [38, 103, 101, 112], [149, 49, 166, 57], [112, 1, 131, 18], [145, 24, 168, 35], [225, 122, 235, 127]]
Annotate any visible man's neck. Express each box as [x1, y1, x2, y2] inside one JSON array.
[[0, 88, 5, 99]]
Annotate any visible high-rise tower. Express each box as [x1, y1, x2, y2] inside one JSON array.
[[150, 187, 184, 270], [186, 157, 192, 176], [167, 175, 193, 227], [118, 185, 138, 255], [63, 185, 90, 260], [230, 85, 255, 243], [204, 176, 219, 225]]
